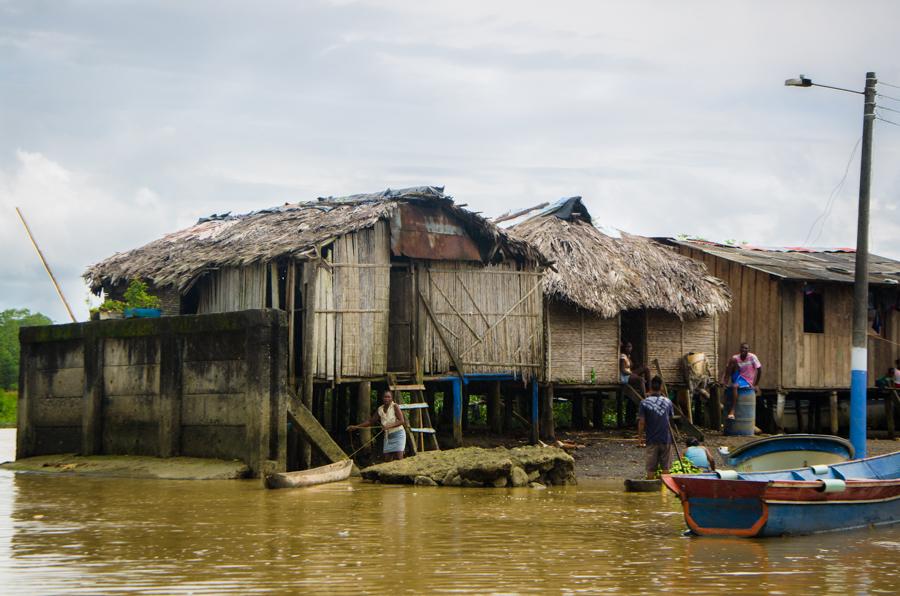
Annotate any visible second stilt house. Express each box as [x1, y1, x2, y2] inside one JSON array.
[[504, 197, 731, 395]]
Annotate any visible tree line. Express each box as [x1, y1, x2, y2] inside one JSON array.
[[0, 309, 52, 390]]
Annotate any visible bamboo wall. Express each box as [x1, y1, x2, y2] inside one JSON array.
[[417, 261, 543, 380], [197, 264, 267, 314], [672, 246, 782, 389], [546, 301, 619, 384], [869, 292, 900, 381], [646, 310, 719, 385], [312, 221, 391, 380]]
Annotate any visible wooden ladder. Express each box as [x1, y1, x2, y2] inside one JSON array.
[[388, 360, 439, 453]]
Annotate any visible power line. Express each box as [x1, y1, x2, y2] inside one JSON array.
[[878, 80, 900, 89], [876, 104, 900, 114], [876, 91, 900, 103], [801, 136, 861, 247], [876, 116, 900, 127]]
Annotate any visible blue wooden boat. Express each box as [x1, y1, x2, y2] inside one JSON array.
[[662, 450, 900, 537], [721, 434, 854, 472]]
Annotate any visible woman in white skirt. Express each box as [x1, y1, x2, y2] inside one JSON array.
[[348, 390, 407, 461]]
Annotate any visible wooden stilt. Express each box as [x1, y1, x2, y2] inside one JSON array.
[[886, 390, 895, 440], [592, 394, 604, 430], [572, 394, 585, 430], [829, 391, 839, 435], [357, 381, 372, 450], [487, 381, 502, 434], [710, 385, 723, 432], [541, 383, 556, 440], [795, 396, 804, 433], [503, 385, 514, 433], [616, 387, 624, 428], [776, 391, 786, 434]]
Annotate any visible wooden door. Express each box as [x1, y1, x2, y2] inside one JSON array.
[[388, 265, 414, 373]]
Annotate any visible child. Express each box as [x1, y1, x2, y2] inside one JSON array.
[[684, 437, 716, 472]]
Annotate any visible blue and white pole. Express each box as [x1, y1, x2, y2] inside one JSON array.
[[849, 72, 877, 459]]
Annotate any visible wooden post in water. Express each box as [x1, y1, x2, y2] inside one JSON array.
[[452, 378, 463, 447]]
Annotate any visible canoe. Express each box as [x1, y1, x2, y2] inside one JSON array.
[[662, 450, 900, 537], [624, 479, 661, 492], [722, 434, 854, 472], [264, 459, 353, 489]]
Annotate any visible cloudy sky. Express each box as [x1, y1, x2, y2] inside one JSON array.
[[2, 0, 899, 322]]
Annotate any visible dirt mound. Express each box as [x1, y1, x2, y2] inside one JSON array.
[[361, 446, 576, 488]]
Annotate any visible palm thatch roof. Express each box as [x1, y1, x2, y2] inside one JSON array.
[[505, 197, 731, 318], [85, 186, 546, 294]]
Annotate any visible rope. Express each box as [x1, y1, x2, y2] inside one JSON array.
[[869, 334, 900, 349], [345, 428, 384, 460]]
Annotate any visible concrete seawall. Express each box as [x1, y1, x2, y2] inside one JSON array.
[[18, 310, 288, 477]]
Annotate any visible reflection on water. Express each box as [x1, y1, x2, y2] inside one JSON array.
[[0, 428, 898, 594]]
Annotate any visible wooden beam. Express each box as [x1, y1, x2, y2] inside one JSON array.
[[286, 391, 358, 475]]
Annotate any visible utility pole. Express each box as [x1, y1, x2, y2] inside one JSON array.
[[849, 72, 877, 459]]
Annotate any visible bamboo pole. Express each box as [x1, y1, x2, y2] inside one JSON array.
[[15, 207, 76, 322]]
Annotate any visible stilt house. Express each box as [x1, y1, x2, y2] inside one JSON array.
[[505, 198, 731, 389], [86, 187, 547, 390], [657, 240, 900, 392]]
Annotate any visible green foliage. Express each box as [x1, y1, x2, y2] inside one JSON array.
[[94, 299, 125, 313], [0, 390, 16, 426], [123, 280, 161, 310], [669, 456, 703, 475], [0, 309, 52, 390]]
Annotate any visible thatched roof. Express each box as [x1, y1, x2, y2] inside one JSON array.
[[505, 197, 731, 318], [86, 186, 546, 293]]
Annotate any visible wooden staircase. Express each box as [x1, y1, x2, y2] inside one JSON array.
[[388, 360, 439, 453]]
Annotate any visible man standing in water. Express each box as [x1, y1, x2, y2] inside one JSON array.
[[638, 376, 674, 479], [348, 390, 407, 461], [721, 342, 762, 420]]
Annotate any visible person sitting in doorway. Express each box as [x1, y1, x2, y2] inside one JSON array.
[[348, 390, 407, 461], [638, 376, 674, 479], [684, 437, 716, 472], [620, 341, 651, 396], [721, 342, 762, 420]]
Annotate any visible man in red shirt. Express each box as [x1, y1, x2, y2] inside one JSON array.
[[721, 342, 762, 420]]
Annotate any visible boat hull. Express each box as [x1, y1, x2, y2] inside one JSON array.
[[662, 450, 900, 537], [264, 459, 353, 489]]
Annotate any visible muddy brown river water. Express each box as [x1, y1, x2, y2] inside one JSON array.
[[0, 429, 898, 594]]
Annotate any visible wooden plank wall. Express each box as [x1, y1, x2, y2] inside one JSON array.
[[312, 221, 391, 380], [672, 247, 781, 389], [197, 264, 267, 314], [868, 288, 900, 385], [546, 301, 618, 384], [782, 282, 853, 389], [418, 261, 543, 380], [646, 310, 719, 385]]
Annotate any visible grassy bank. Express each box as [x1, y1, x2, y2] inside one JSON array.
[[1, 390, 16, 427]]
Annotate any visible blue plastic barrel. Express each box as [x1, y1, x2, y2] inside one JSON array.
[[725, 387, 757, 436]]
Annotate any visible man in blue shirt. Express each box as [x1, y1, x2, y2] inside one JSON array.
[[638, 376, 674, 479]]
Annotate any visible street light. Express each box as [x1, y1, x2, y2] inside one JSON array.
[[786, 72, 876, 458]]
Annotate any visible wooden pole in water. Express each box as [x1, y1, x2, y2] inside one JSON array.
[[15, 207, 76, 322]]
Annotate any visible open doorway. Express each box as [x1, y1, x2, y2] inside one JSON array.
[[620, 310, 648, 370]]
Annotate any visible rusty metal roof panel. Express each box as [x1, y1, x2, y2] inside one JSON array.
[[389, 202, 483, 261], [662, 239, 900, 286]]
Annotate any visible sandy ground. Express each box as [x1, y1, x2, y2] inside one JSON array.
[[0, 454, 251, 480]]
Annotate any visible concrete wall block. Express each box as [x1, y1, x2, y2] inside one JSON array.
[[34, 426, 81, 455], [31, 367, 85, 399], [34, 397, 82, 426], [102, 422, 159, 455], [103, 393, 158, 424], [180, 425, 247, 461], [184, 331, 246, 362], [182, 360, 247, 395], [104, 364, 160, 396], [33, 340, 83, 371], [181, 394, 248, 426], [104, 337, 160, 366]]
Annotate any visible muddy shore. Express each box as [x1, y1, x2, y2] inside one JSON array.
[[461, 430, 900, 479]]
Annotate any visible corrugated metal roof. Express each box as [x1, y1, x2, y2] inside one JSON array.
[[661, 239, 900, 286]]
